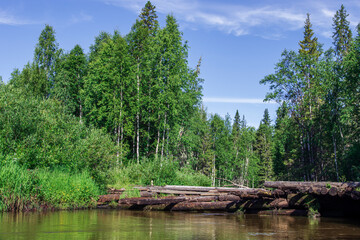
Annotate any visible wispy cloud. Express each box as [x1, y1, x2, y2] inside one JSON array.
[[0, 9, 32, 25], [203, 97, 276, 104], [101, 0, 360, 39], [70, 11, 93, 24]]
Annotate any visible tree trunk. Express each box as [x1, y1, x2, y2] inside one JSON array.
[[332, 133, 339, 181], [161, 111, 167, 161], [155, 114, 161, 160], [136, 62, 140, 164]]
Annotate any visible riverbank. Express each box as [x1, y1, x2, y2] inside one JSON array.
[[0, 162, 100, 212]]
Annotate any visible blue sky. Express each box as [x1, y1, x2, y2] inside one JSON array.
[[1, 0, 360, 127]]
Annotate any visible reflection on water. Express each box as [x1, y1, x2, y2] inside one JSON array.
[[0, 210, 360, 239]]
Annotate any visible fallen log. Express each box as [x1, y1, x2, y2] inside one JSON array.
[[264, 181, 360, 191], [171, 201, 238, 211], [107, 188, 125, 194], [215, 177, 249, 188], [118, 196, 188, 205], [238, 198, 289, 210], [161, 185, 246, 192]]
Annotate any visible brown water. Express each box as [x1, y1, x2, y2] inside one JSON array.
[[0, 210, 360, 239]]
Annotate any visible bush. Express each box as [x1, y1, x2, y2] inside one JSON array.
[[0, 86, 116, 185], [109, 158, 211, 188]]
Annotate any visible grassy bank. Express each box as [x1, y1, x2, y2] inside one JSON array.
[[0, 161, 101, 212], [0, 157, 212, 212]]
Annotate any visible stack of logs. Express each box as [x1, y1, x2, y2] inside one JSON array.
[[98, 181, 360, 217]]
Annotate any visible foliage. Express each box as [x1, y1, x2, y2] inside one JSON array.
[[2, 2, 360, 213], [0, 85, 116, 185], [0, 160, 100, 211], [109, 158, 211, 188]]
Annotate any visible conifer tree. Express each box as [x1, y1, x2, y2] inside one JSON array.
[[255, 109, 273, 182], [299, 14, 319, 58], [333, 4, 352, 61]]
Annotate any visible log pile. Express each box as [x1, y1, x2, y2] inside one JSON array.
[[264, 181, 360, 200], [97, 181, 360, 217]]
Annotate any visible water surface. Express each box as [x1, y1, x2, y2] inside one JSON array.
[[1, 210, 359, 239]]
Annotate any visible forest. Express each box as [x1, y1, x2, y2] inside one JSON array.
[[0, 2, 359, 211]]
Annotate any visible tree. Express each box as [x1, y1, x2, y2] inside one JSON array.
[[53, 45, 87, 119], [333, 4, 352, 61], [34, 25, 60, 95], [83, 32, 133, 163], [127, 1, 159, 163], [299, 14, 319, 58], [255, 109, 273, 182], [9, 62, 47, 98], [342, 25, 360, 180]]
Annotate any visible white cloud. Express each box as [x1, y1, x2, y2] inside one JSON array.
[[203, 97, 276, 104], [101, 0, 360, 39], [0, 9, 31, 25]]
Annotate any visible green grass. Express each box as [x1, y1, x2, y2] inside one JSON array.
[[0, 161, 101, 212], [119, 187, 141, 199], [36, 168, 100, 209]]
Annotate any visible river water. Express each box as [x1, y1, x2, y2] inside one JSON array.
[[0, 210, 359, 239]]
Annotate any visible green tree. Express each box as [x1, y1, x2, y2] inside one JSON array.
[[83, 32, 133, 163], [299, 13, 319, 58], [53, 45, 87, 119], [34, 25, 60, 95], [255, 109, 273, 182], [333, 4, 352, 60], [9, 62, 47, 98], [127, 1, 159, 163]]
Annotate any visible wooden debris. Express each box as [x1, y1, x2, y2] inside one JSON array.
[[98, 181, 360, 217]]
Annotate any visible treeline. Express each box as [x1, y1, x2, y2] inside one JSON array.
[[0, 1, 269, 190], [0, 2, 359, 209], [261, 5, 360, 182]]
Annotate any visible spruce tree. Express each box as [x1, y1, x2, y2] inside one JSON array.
[[255, 109, 273, 182], [299, 14, 319, 58], [333, 4, 352, 61]]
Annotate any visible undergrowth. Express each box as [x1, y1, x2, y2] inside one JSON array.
[[109, 158, 211, 189], [0, 160, 100, 212]]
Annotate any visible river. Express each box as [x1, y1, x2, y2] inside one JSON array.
[[0, 210, 360, 239]]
